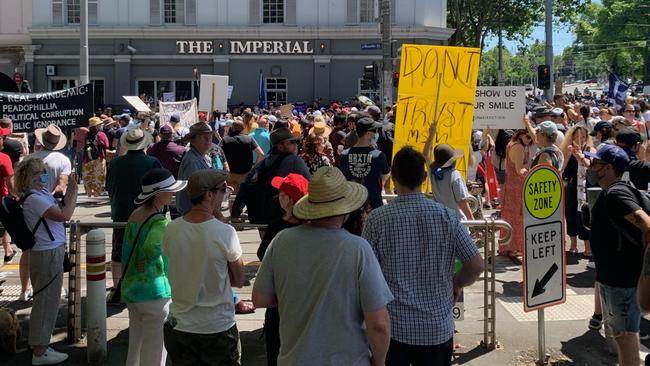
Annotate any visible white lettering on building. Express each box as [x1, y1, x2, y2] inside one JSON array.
[[176, 41, 214, 54], [228, 41, 314, 54]]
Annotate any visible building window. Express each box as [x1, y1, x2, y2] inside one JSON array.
[[49, 78, 104, 107], [164, 0, 185, 24], [265, 78, 287, 105], [359, 0, 376, 23], [263, 0, 284, 24], [358, 78, 379, 103], [66, 0, 80, 24], [136, 80, 197, 104]]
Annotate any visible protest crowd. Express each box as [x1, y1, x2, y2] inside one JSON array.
[[0, 85, 650, 366]]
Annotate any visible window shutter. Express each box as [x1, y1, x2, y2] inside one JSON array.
[[89, 0, 98, 25], [346, 0, 358, 24], [52, 0, 63, 25], [150, 0, 161, 25], [285, 0, 296, 24], [185, 0, 196, 25], [249, 0, 260, 25]]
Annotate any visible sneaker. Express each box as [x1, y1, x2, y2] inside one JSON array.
[[3, 252, 15, 264], [19, 289, 33, 302], [32, 347, 68, 365], [589, 315, 602, 331], [586, 260, 596, 270], [640, 332, 649, 341]]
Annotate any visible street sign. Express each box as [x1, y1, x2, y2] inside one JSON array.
[[361, 43, 382, 50], [522, 165, 566, 312]]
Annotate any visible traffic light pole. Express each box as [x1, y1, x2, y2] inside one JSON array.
[[543, 0, 554, 100], [80, 0, 89, 85], [381, 0, 392, 107]]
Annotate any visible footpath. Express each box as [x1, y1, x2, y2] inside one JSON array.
[[1, 191, 649, 365]]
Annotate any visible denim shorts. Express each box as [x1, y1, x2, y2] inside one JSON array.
[[599, 282, 641, 336]]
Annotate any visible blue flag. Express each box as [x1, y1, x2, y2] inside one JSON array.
[[258, 71, 266, 109], [608, 72, 628, 108]]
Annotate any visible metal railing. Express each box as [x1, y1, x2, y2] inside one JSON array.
[[66, 218, 512, 351]]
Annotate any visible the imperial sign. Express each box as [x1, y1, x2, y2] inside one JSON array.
[[176, 40, 314, 55]]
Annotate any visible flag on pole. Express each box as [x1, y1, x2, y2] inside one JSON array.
[[608, 72, 629, 108], [258, 71, 266, 109]]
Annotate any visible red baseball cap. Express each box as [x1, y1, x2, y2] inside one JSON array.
[[271, 174, 309, 203]]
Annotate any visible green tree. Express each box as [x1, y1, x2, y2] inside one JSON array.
[[448, 0, 587, 51], [572, 0, 649, 82]]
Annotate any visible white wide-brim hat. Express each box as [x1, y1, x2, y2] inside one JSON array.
[[293, 166, 368, 221], [134, 168, 187, 205]]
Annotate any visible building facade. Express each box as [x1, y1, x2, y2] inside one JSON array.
[[0, 0, 35, 86], [26, 0, 452, 109]]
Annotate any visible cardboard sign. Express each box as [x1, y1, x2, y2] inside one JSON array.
[[159, 98, 198, 128], [198, 74, 228, 113], [0, 84, 94, 132], [473, 86, 525, 129], [280, 104, 294, 119], [123, 96, 152, 113], [522, 165, 566, 312], [393, 44, 481, 179]]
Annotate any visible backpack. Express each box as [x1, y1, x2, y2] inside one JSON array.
[[494, 129, 514, 159], [242, 154, 289, 224], [0, 193, 54, 251], [85, 133, 102, 161]]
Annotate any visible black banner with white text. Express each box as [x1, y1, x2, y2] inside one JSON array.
[[0, 84, 94, 132]]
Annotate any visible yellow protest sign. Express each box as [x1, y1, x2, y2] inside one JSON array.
[[393, 44, 481, 179]]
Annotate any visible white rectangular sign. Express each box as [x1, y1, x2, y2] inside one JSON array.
[[122, 96, 151, 113], [228, 85, 233, 100], [159, 98, 198, 128], [162, 92, 176, 102], [198, 74, 228, 113], [472, 86, 525, 130]]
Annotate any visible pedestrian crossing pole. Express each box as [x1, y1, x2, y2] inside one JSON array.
[[538, 309, 546, 365]]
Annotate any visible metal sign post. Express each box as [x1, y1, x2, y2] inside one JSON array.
[[522, 165, 566, 365]]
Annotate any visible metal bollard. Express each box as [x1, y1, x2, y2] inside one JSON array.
[[85, 229, 107, 363]]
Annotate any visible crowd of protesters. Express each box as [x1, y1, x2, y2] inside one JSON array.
[[0, 87, 649, 365]]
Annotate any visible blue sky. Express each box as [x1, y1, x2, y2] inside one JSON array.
[[484, 24, 575, 55]]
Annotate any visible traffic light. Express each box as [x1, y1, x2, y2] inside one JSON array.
[[393, 72, 400, 88], [538, 65, 551, 90], [362, 63, 378, 90]]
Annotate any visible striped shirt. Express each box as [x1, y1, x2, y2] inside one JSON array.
[[362, 192, 479, 345]]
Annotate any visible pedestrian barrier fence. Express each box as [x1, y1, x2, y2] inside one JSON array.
[[65, 218, 512, 352]]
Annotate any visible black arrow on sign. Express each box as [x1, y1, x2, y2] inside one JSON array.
[[532, 263, 559, 298]]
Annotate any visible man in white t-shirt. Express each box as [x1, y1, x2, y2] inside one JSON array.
[[162, 169, 245, 364], [31, 124, 72, 195]]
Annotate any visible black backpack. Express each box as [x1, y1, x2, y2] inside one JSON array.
[[242, 154, 289, 224], [85, 133, 102, 161], [0, 192, 54, 251]]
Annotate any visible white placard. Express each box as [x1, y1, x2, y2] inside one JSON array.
[[198, 74, 229, 112], [122, 96, 151, 113], [162, 91, 176, 102], [472, 86, 526, 130]]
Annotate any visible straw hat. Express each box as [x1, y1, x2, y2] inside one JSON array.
[[431, 144, 464, 169], [293, 166, 368, 220], [34, 124, 67, 151], [119, 128, 153, 151], [134, 168, 187, 205], [88, 117, 103, 128], [308, 121, 332, 138]]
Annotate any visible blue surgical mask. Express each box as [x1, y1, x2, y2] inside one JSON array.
[[39, 172, 49, 185], [371, 132, 379, 145]]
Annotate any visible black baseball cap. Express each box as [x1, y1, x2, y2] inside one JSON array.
[[590, 121, 613, 136], [615, 127, 642, 147]]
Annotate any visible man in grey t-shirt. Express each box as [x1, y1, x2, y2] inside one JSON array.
[[253, 166, 393, 365]]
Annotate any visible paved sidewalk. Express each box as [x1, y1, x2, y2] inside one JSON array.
[[1, 193, 650, 365]]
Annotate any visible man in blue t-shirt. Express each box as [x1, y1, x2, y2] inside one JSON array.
[[339, 117, 390, 209]]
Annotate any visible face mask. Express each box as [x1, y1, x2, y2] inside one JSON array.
[[371, 132, 379, 145], [39, 172, 49, 185], [586, 166, 601, 186]]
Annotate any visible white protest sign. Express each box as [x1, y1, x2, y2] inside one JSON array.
[[198, 74, 228, 112], [123, 96, 151, 113], [522, 165, 566, 312], [473, 86, 525, 130], [228, 85, 233, 99], [159, 98, 198, 128], [162, 92, 176, 102]]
